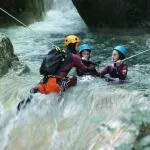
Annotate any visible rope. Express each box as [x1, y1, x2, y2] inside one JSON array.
[[0, 7, 58, 48], [123, 48, 150, 62]]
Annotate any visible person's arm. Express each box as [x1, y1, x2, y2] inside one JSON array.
[[99, 65, 110, 77], [73, 55, 101, 75], [81, 59, 101, 66], [73, 54, 87, 71], [89, 67, 100, 77]]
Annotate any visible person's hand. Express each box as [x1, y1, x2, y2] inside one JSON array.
[[115, 60, 122, 66], [87, 66, 96, 72]]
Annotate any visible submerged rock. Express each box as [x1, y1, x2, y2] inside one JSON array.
[[0, 33, 30, 77], [133, 123, 150, 150]]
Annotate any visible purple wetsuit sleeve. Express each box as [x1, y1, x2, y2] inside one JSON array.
[[56, 54, 87, 78], [100, 65, 110, 76], [72, 54, 87, 71]]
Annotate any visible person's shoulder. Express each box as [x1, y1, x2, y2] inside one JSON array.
[[72, 54, 81, 60]]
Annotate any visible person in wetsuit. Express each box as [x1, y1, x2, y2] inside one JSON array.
[[17, 35, 94, 111], [76, 43, 100, 77], [99, 45, 128, 83], [36, 35, 91, 93]]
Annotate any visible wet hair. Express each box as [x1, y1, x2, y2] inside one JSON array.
[[67, 43, 77, 54], [117, 50, 125, 60]]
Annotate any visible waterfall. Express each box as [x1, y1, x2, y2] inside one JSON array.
[[30, 0, 87, 35]]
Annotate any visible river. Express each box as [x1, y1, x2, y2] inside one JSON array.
[[0, 0, 150, 149]]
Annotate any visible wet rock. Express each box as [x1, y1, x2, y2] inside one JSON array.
[[0, 33, 30, 77], [143, 94, 148, 97], [133, 123, 150, 150], [12, 61, 30, 76], [72, 0, 150, 28], [0, 0, 53, 26]]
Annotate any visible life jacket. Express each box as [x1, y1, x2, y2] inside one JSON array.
[[40, 47, 66, 76], [38, 77, 60, 94]]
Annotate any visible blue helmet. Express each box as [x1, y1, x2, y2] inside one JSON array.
[[79, 44, 92, 53], [113, 45, 126, 57]]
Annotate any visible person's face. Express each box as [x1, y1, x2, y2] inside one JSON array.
[[112, 50, 119, 62], [81, 50, 90, 60]]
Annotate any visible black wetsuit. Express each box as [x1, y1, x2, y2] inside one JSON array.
[[76, 59, 100, 77]]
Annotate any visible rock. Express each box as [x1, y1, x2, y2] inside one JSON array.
[[72, 0, 150, 28], [0, 33, 30, 77], [133, 123, 150, 150], [12, 61, 30, 76], [0, 0, 53, 26]]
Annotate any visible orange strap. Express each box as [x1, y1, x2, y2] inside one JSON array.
[[38, 77, 60, 94]]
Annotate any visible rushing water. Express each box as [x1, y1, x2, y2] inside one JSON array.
[[1, 0, 150, 150]]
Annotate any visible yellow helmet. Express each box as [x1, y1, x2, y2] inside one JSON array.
[[64, 35, 80, 46]]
